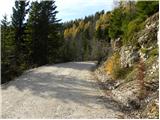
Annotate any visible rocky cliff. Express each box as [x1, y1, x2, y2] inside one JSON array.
[[95, 12, 159, 119]]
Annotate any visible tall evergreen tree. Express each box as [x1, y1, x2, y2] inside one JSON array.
[[1, 15, 10, 83], [1, 15, 16, 83], [28, 1, 61, 65], [1, 15, 10, 60], [11, 0, 29, 65]]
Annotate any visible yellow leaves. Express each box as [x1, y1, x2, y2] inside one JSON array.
[[72, 24, 78, 38], [95, 12, 111, 30], [79, 21, 85, 29], [104, 58, 113, 75], [95, 20, 101, 30], [64, 21, 91, 40], [104, 52, 120, 79], [84, 21, 90, 30], [64, 29, 68, 39], [64, 29, 71, 39], [150, 103, 158, 113], [101, 13, 110, 23], [64, 24, 78, 39]]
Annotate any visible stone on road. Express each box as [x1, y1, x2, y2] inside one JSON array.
[[1, 62, 123, 118]]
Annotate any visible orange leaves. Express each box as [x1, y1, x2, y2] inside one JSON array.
[[104, 52, 120, 79]]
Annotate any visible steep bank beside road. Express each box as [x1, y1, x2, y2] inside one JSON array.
[[95, 12, 159, 119]]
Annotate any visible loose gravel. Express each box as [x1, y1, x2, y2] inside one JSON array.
[[1, 62, 124, 118]]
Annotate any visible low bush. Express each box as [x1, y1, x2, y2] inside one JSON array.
[[149, 48, 158, 57], [125, 67, 138, 82], [104, 52, 133, 80], [123, 17, 145, 45], [141, 47, 149, 54], [104, 52, 120, 78], [145, 54, 157, 68], [113, 66, 133, 80]]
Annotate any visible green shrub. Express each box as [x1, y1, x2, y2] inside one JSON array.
[[145, 55, 157, 69], [19, 63, 28, 72], [149, 48, 158, 57], [123, 17, 145, 45], [112, 66, 133, 80], [141, 47, 149, 54], [126, 67, 138, 82], [136, 1, 159, 17]]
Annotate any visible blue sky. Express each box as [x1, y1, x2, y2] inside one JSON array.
[[0, 0, 114, 22]]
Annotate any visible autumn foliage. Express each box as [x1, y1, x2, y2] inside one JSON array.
[[104, 52, 120, 79]]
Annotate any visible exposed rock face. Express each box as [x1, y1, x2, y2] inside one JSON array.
[[95, 63, 141, 109], [113, 38, 122, 50], [141, 92, 159, 119], [95, 12, 159, 119], [138, 12, 158, 47], [120, 46, 139, 68], [120, 12, 158, 67], [145, 57, 159, 91], [146, 58, 159, 81], [111, 80, 141, 109], [138, 50, 149, 61]]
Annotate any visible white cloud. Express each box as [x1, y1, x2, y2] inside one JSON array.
[[0, 0, 14, 20]]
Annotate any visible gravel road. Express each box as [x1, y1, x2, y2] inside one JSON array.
[[1, 62, 124, 118]]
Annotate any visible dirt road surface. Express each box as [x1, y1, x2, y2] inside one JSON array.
[[1, 62, 124, 118]]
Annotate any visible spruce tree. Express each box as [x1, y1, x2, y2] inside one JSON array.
[[28, 1, 61, 65], [11, 0, 29, 66], [1, 15, 10, 61], [1, 15, 11, 83]]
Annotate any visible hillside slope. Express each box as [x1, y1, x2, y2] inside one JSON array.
[[95, 12, 159, 119]]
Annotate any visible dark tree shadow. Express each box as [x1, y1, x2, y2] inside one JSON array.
[[50, 62, 97, 71], [1, 62, 121, 112]]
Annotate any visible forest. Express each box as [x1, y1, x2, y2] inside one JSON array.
[[1, 0, 159, 84]]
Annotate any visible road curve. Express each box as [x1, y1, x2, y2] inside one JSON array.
[[1, 62, 123, 118]]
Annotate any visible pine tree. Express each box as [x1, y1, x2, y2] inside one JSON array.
[[1, 15, 19, 83], [28, 1, 61, 65], [1, 15, 10, 61], [136, 1, 159, 17], [1, 15, 12, 83], [11, 0, 29, 66]]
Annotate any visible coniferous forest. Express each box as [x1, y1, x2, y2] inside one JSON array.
[[1, 0, 159, 119], [1, 0, 159, 84]]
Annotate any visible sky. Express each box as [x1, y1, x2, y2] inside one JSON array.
[[0, 0, 114, 22]]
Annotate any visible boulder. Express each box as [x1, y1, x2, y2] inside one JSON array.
[[111, 80, 141, 110]]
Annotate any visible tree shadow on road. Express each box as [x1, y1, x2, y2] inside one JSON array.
[[2, 64, 121, 113], [51, 62, 97, 71]]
